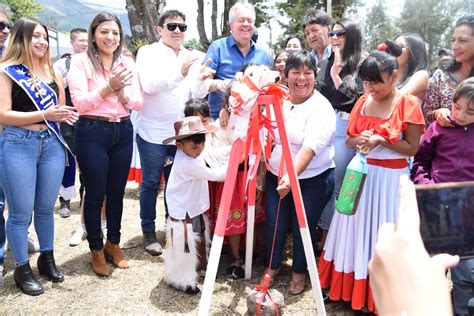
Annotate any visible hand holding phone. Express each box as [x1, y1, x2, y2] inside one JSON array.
[[369, 175, 459, 316]]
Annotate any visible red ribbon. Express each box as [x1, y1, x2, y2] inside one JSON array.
[[228, 73, 290, 195], [254, 274, 279, 316]]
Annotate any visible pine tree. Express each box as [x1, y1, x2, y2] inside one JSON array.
[[364, 0, 398, 51]]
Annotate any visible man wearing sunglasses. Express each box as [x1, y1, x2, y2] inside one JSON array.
[[303, 9, 333, 66], [204, 2, 272, 120], [135, 9, 214, 257], [0, 9, 11, 58]]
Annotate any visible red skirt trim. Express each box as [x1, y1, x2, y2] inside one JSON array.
[[318, 250, 376, 312], [128, 167, 142, 183]]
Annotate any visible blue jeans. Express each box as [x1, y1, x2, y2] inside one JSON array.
[[319, 115, 355, 229], [74, 118, 133, 251], [265, 168, 334, 273], [452, 258, 474, 315], [0, 188, 5, 264], [0, 127, 65, 266], [136, 134, 175, 233]]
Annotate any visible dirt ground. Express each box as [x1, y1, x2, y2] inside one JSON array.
[[0, 181, 354, 315]]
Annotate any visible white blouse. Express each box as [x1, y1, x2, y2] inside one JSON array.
[[268, 90, 336, 179]]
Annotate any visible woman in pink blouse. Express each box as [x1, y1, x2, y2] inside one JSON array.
[[68, 13, 143, 277]]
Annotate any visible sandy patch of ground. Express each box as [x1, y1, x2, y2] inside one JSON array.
[[0, 182, 353, 315]]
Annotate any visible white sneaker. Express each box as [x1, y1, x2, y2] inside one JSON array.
[[28, 236, 39, 253], [58, 205, 71, 218], [69, 226, 87, 247]]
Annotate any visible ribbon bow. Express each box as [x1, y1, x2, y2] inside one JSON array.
[[254, 274, 279, 316]]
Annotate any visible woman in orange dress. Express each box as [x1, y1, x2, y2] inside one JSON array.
[[318, 51, 425, 312]]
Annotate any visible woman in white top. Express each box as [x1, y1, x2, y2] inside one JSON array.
[[265, 50, 336, 295]]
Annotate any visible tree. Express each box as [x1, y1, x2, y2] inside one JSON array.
[[397, 0, 464, 66], [125, 0, 166, 43], [363, 0, 398, 51], [184, 38, 204, 51], [0, 0, 43, 21]]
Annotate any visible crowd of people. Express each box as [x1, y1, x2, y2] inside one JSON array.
[[0, 2, 473, 315]]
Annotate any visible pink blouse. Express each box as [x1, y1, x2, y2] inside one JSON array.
[[67, 52, 143, 118]]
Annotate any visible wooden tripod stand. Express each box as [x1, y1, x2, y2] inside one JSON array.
[[198, 93, 327, 316]]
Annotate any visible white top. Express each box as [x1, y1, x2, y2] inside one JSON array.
[[166, 149, 227, 220], [53, 55, 71, 87], [134, 41, 209, 144], [268, 91, 336, 179]]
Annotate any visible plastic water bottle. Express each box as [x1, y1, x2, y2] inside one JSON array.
[[336, 152, 368, 215]]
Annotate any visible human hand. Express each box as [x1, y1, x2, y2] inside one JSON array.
[[369, 174, 459, 316], [355, 129, 374, 146], [435, 108, 454, 127], [276, 174, 291, 199], [216, 79, 231, 93], [181, 56, 199, 77], [358, 132, 383, 154], [199, 59, 216, 81], [114, 87, 129, 105], [330, 46, 342, 79], [219, 107, 230, 128], [44, 105, 79, 125], [109, 68, 132, 91]]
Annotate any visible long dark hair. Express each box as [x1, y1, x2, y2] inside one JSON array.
[[87, 12, 123, 74], [448, 15, 474, 76], [394, 33, 427, 87], [333, 18, 363, 77]]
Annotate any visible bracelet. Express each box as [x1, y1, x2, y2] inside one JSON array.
[[106, 82, 116, 93], [40, 110, 46, 122]]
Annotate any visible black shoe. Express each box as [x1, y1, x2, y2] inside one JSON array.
[[184, 285, 200, 295], [37, 251, 64, 283], [13, 262, 44, 296]]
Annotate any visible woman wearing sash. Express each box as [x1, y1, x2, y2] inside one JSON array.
[[0, 18, 78, 295], [67, 13, 143, 277]]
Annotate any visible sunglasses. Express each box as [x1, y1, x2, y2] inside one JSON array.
[[328, 30, 346, 38], [163, 23, 187, 32], [0, 22, 12, 32]]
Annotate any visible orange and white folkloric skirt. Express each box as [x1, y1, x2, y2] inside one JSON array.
[[318, 162, 408, 312]]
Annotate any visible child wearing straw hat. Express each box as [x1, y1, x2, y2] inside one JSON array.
[[163, 116, 227, 294]]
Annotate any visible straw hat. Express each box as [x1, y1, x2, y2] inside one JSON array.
[[162, 116, 215, 144]]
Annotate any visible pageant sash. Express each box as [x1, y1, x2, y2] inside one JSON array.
[[2, 64, 76, 196]]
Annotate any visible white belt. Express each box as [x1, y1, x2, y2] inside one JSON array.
[[335, 110, 350, 120]]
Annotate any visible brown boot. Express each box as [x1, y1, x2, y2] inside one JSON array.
[[91, 249, 109, 277], [104, 240, 129, 269]]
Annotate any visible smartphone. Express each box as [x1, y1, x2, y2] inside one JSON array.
[[416, 181, 474, 259]]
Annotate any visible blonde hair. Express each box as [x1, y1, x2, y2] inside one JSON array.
[[2, 17, 57, 85]]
